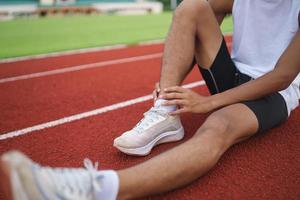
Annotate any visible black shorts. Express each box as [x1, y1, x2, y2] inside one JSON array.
[[198, 37, 288, 132]]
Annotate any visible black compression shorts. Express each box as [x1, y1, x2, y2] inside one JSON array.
[[198, 37, 288, 132]]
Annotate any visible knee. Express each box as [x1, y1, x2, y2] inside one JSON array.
[[194, 112, 231, 156], [202, 111, 231, 136], [195, 111, 233, 147], [174, 0, 211, 22]]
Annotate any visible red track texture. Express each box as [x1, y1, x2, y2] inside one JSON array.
[[0, 36, 299, 200]]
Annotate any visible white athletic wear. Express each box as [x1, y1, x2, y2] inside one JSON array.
[[231, 0, 300, 115], [0, 151, 119, 200], [114, 105, 184, 156]]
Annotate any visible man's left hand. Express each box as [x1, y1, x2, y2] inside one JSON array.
[[160, 86, 214, 115]]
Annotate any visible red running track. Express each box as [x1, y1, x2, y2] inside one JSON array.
[[0, 36, 299, 200]]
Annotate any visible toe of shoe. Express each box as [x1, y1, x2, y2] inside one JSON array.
[[113, 137, 123, 147], [1, 150, 32, 167], [114, 132, 140, 149]]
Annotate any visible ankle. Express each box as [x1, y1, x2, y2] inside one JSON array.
[[96, 170, 119, 200], [154, 99, 176, 112]]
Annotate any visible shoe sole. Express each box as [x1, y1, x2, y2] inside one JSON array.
[[114, 127, 184, 156], [0, 153, 30, 200]]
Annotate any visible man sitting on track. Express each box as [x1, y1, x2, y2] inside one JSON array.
[[1, 0, 300, 199]]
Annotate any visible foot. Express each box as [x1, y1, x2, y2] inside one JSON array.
[[113, 106, 184, 156], [0, 151, 118, 200]]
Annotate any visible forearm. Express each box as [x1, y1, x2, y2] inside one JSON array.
[[210, 69, 294, 110], [208, 0, 233, 25], [161, 67, 296, 115], [211, 30, 300, 110]]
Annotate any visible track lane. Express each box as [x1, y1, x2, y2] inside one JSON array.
[[0, 33, 299, 199], [0, 53, 163, 84], [0, 35, 232, 80], [0, 44, 164, 79], [0, 58, 203, 133], [0, 81, 205, 140], [0, 94, 298, 200], [0, 39, 231, 134]]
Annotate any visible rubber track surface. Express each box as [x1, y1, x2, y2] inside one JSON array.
[[0, 37, 299, 200]]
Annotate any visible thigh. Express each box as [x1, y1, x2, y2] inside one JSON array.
[[242, 92, 288, 133], [201, 92, 288, 148]]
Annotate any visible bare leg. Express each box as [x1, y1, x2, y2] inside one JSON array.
[[117, 104, 258, 199], [159, 0, 222, 93]]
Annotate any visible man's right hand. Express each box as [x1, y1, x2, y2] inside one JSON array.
[[153, 82, 161, 103]]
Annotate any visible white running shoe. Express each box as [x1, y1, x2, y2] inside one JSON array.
[[113, 106, 184, 156], [0, 151, 118, 200]]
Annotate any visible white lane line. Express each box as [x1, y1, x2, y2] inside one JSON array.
[[0, 53, 162, 84], [0, 81, 206, 141], [0, 41, 233, 84], [0, 44, 128, 64]]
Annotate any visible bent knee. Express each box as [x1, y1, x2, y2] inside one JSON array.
[[192, 111, 233, 154], [201, 111, 231, 135], [195, 105, 257, 146], [174, 0, 211, 21], [191, 112, 232, 156]]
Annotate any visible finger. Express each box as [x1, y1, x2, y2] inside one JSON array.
[[155, 82, 160, 93], [164, 86, 186, 93], [170, 108, 188, 115], [162, 99, 186, 106], [159, 92, 185, 100], [153, 90, 158, 102]]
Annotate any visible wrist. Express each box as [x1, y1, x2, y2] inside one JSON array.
[[209, 93, 225, 110]]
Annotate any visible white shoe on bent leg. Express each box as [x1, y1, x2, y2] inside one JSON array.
[[113, 100, 185, 156]]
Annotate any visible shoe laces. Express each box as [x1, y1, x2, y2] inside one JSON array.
[[33, 159, 103, 200], [133, 107, 168, 133]]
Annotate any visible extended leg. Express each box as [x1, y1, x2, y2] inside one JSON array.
[[0, 104, 258, 200], [117, 104, 258, 199]]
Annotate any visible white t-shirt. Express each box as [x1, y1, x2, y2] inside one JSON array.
[[231, 0, 300, 115]]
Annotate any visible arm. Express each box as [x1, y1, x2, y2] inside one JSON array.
[[161, 30, 300, 114], [211, 30, 300, 110], [208, 0, 234, 25]]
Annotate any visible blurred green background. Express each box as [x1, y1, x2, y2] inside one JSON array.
[[0, 14, 232, 58], [0, 0, 234, 58]]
